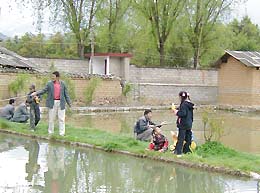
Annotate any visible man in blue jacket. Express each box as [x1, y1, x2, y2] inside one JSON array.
[[32, 71, 71, 136], [0, 99, 15, 120]]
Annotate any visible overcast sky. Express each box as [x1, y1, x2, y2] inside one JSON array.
[[0, 0, 260, 37]]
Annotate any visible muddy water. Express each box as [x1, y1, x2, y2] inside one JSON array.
[[64, 109, 260, 154], [0, 133, 258, 193]]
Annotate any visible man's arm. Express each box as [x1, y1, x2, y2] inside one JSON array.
[[32, 82, 49, 96], [63, 82, 71, 107], [176, 104, 188, 117]]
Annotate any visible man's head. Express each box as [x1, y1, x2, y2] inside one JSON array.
[[29, 84, 36, 92], [52, 71, 60, 82], [9, 98, 15, 105], [144, 109, 152, 120]]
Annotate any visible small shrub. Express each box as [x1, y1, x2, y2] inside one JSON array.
[[122, 83, 132, 96], [202, 109, 224, 142], [8, 74, 30, 96], [84, 77, 101, 104], [196, 141, 238, 157]]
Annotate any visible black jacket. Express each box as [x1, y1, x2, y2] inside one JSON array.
[[176, 100, 194, 130]]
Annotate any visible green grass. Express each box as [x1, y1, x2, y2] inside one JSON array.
[[1, 118, 260, 175]]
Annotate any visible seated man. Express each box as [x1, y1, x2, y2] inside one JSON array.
[[0, 99, 15, 120], [134, 109, 166, 141], [11, 101, 29, 123], [149, 127, 168, 152]]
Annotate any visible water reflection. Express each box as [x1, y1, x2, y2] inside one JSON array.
[[25, 140, 40, 182], [0, 133, 258, 193], [44, 145, 66, 193], [64, 110, 260, 153]]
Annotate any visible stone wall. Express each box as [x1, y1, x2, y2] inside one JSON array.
[[129, 65, 217, 85], [129, 65, 218, 105], [0, 73, 122, 106], [28, 58, 89, 74]]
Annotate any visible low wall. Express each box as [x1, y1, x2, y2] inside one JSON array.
[[130, 83, 217, 105], [129, 65, 218, 105], [129, 65, 217, 85], [28, 58, 89, 74], [0, 73, 122, 106]]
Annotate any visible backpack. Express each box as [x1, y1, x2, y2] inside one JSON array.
[[134, 120, 140, 134]]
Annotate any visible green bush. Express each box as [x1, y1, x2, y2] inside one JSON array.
[[84, 77, 101, 104], [8, 74, 30, 96], [202, 109, 224, 142], [122, 83, 132, 96]]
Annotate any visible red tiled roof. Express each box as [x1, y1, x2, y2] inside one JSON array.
[[85, 53, 133, 58]]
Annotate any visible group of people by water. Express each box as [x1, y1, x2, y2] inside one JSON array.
[[0, 83, 40, 128], [0, 70, 193, 156], [0, 71, 71, 135], [134, 91, 194, 157]]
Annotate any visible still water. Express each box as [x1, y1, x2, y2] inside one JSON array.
[[65, 109, 260, 154], [0, 133, 258, 193]]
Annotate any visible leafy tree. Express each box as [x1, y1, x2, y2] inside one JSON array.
[[99, 0, 131, 52], [15, 0, 102, 58], [228, 16, 260, 51], [184, 0, 241, 69], [133, 0, 186, 66]]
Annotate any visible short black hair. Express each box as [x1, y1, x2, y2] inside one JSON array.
[[9, 98, 15, 104], [52, 71, 60, 77], [144, 109, 152, 116]]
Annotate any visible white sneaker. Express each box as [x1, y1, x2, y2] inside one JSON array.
[[177, 154, 182, 158]]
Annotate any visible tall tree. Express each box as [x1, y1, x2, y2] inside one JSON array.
[[228, 16, 260, 51], [105, 0, 130, 52], [16, 0, 102, 58], [134, 0, 186, 66], [185, 0, 240, 69]]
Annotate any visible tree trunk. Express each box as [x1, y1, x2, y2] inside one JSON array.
[[108, 21, 113, 52], [77, 43, 85, 59], [159, 42, 165, 66], [193, 46, 200, 69]]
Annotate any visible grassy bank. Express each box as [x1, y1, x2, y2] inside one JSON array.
[[0, 118, 260, 177]]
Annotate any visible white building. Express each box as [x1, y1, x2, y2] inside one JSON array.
[[85, 53, 132, 81]]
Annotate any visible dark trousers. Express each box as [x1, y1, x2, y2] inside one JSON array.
[[175, 129, 192, 155], [30, 105, 40, 129]]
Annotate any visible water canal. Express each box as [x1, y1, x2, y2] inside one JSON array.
[[65, 109, 260, 154], [0, 133, 259, 193]]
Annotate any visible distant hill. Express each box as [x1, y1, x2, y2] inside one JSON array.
[[0, 33, 8, 41]]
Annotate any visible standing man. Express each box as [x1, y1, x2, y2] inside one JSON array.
[[27, 84, 41, 131], [0, 98, 15, 120], [32, 71, 71, 136]]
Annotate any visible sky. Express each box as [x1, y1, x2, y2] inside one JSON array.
[[0, 0, 260, 37]]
